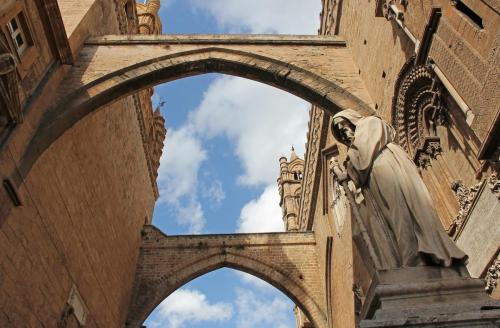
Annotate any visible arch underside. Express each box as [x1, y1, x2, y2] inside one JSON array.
[[17, 45, 374, 183], [127, 251, 327, 328]]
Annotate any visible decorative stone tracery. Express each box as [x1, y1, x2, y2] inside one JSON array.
[[392, 63, 447, 168]]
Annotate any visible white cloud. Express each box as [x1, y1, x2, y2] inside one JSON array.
[[202, 180, 226, 207], [157, 127, 207, 233], [234, 288, 294, 328], [190, 76, 309, 187], [235, 271, 274, 290], [156, 77, 308, 233], [189, 0, 321, 34], [176, 198, 205, 233], [237, 185, 284, 233], [158, 127, 206, 199], [157, 289, 233, 328]]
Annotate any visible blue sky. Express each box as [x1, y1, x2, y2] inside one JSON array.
[[145, 1, 321, 327]]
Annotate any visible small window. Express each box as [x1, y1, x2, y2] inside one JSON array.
[[6, 13, 31, 56], [454, 1, 484, 29]]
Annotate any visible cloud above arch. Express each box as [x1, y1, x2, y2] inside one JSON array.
[[188, 0, 321, 34]]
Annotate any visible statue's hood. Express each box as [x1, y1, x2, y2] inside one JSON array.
[[331, 109, 364, 142]]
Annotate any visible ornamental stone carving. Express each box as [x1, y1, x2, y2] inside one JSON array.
[[392, 62, 447, 168], [413, 137, 442, 169], [150, 108, 166, 181], [298, 106, 326, 231], [489, 173, 500, 201], [136, 0, 162, 35], [485, 254, 500, 295], [375, 1, 405, 19], [450, 179, 481, 234]]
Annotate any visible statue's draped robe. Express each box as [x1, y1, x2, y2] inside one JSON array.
[[333, 110, 467, 269]]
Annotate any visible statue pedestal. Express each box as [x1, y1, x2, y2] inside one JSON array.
[[360, 266, 500, 327]]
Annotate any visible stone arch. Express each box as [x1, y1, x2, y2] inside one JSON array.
[[126, 228, 326, 328], [128, 252, 325, 328], [17, 43, 374, 181]]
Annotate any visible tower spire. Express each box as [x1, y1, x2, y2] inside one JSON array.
[[290, 146, 299, 161]]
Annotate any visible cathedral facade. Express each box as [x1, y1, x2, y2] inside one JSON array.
[[278, 1, 499, 326]]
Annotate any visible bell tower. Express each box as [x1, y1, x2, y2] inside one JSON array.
[[277, 148, 304, 232]]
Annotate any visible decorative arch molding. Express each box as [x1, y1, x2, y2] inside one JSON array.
[[391, 59, 467, 228], [126, 226, 326, 328], [392, 59, 445, 168], [14, 35, 374, 185]]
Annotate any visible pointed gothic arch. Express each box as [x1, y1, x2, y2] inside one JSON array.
[[15, 35, 374, 183], [126, 226, 327, 328]]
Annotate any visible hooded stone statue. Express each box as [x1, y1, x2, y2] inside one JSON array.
[[331, 109, 467, 269]]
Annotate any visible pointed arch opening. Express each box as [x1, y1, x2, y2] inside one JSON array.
[[16, 45, 373, 184], [128, 251, 326, 328]]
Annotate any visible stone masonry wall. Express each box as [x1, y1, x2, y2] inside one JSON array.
[[127, 226, 326, 328], [0, 94, 155, 326], [0, 1, 156, 327]]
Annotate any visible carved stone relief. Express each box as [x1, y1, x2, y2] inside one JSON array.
[[451, 173, 500, 236], [485, 254, 500, 295], [150, 108, 166, 181], [330, 177, 348, 235], [298, 106, 325, 231], [392, 63, 447, 169], [489, 172, 500, 201], [450, 179, 481, 235]]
